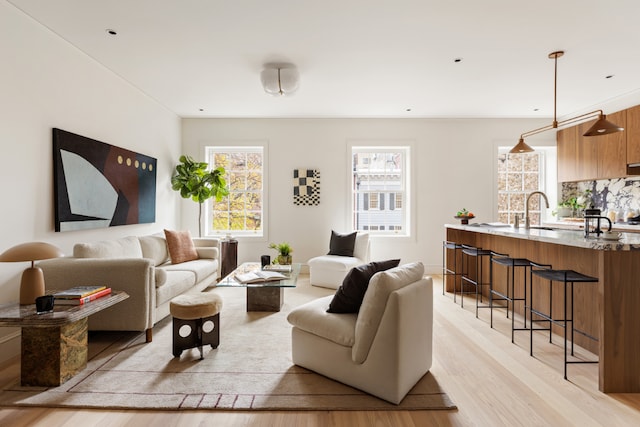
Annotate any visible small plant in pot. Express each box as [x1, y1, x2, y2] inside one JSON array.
[[269, 242, 293, 265]]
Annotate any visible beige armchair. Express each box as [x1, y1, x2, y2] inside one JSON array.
[[287, 262, 432, 404], [308, 231, 370, 289]]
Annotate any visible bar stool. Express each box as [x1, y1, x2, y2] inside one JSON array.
[[442, 241, 463, 302], [530, 263, 599, 379], [461, 244, 493, 317], [489, 252, 536, 343]]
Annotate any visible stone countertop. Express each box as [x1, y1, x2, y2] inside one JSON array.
[[446, 223, 640, 251], [544, 219, 640, 232]]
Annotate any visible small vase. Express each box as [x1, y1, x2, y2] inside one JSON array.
[[277, 255, 292, 265]]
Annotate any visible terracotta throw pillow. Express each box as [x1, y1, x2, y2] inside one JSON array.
[[164, 229, 198, 264], [327, 259, 401, 313]]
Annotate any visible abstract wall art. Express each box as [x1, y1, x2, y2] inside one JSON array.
[[293, 169, 320, 206], [53, 128, 157, 232]]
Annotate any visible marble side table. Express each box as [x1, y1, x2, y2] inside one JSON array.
[[0, 290, 128, 387]]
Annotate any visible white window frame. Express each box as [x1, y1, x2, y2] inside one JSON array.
[[350, 144, 411, 237], [204, 143, 267, 239], [494, 144, 557, 225]]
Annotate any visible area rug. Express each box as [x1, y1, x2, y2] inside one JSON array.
[[0, 276, 456, 411]]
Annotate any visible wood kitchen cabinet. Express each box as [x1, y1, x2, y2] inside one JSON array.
[[595, 110, 627, 178], [626, 105, 640, 165], [557, 126, 578, 182], [557, 110, 626, 181]]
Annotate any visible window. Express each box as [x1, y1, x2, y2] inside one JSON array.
[[205, 146, 264, 237], [497, 147, 556, 226], [352, 146, 410, 235]]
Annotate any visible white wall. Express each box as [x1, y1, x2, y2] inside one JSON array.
[[181, 118, 556, 273], [0, 3, 182, 362]]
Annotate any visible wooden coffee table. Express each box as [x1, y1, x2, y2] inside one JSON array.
[[217, 262, 299, 311], [0, 290, 128, 386]]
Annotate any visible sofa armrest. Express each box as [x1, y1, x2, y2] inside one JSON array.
[[38, 257, 155, 332], [192, 237, 220, 260]]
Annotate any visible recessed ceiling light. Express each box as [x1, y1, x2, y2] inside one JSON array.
[[454, 58, 463, 63], [106, 29, 117, 36], [606, 75, 614, 79]]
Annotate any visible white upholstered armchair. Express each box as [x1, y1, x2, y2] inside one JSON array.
[[287, 262, 433, 404], [307, 231, 370, 289]]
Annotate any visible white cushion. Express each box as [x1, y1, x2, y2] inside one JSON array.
[[353, 262, 424, 363], [353, 232, 370, 261], [287, 296, 357, 347], [73, 236, 143, 259], [138, 235, 169, 266], [155, 268, 168, 287], [308, 255, 363, 272]]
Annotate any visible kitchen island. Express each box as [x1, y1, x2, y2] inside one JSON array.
[[445, 223, 640, 393]]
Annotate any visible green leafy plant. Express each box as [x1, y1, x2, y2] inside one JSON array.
[[171, 155, 229, 237], [558, 189, 592, 213], [269, 242, 293, 264], [269, 242, 292, 256]]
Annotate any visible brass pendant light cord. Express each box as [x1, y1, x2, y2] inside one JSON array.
[[511, 50, 623, 154]]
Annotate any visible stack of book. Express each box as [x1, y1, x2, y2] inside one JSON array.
[[53, 285, 112, 305]]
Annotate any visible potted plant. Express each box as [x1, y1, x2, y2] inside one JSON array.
[[269, 242, 293, 265], [171, 155, 229, 237]]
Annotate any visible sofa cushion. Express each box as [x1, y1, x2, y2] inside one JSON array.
[[139, 235, 169, 266], [287, 295, 357, 347], [353, 232, 369, 261], [155, 268, 168, 287], [327, 259, 400, 314], [156, 270, 197, 306], [308, 255, 363, 272], [73, 236, 143, 258], [327, 230, 357, 257], [160, 259, 218, 283], [164, 229, 199, 264], [352, 262, 424, 363]]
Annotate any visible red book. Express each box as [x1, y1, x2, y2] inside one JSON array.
[[55, 288, 112, 305]]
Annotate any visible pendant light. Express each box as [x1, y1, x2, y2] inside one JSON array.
[[510, 51, 624, 154]]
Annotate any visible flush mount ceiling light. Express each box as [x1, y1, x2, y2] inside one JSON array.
[[510, 51, 624, 154], [260, 64, 299, 96]]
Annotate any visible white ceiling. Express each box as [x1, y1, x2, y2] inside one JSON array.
[[8, 0, 640, 119]]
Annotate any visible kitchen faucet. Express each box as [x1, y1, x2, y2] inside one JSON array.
[[525, 191, 550, 229]]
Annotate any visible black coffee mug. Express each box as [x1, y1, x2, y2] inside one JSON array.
[[35, 294, 55, 314], [261, 255, 271, 268]]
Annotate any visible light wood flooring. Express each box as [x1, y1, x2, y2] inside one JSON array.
[[1, 275, 639, 426]]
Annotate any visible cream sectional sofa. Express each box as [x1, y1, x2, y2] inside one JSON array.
[[38, 233, 220, 342]]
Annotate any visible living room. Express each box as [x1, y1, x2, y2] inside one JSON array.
[[3, 1, 640, 425]]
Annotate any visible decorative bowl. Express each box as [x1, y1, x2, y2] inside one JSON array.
[[454, 215, 475, 225]]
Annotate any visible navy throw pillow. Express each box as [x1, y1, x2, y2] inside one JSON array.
[[327, 259, 401, 313]]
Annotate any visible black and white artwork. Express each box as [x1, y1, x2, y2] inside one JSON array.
[[293, 169, 320, 206]]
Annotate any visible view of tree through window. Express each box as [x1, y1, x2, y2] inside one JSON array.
[[206, 146, 264, 236], [497, 150, 543, 225], [352, 146, 409, 235]]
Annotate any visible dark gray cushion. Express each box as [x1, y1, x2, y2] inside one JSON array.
[[327, 259, 401, 313], [327, 230, 357, 257]]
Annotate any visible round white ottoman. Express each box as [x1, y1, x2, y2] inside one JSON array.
[[169, 293, 223, 359]]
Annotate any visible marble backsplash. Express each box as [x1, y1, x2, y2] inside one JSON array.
[[562, 177, 640, 218]]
